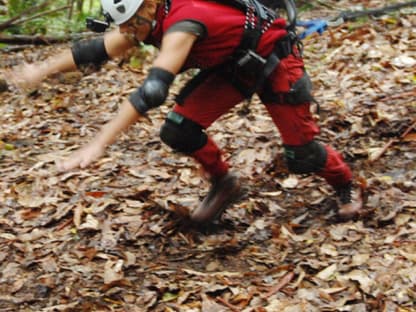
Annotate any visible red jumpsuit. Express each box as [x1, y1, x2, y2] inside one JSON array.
[[146, 0, 352, 188]]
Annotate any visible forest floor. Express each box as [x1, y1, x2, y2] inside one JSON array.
[[0, 0, 415, 311]]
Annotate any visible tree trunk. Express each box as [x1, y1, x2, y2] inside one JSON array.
[[76, 0, 84, 14], [67, 0, 75, 19]]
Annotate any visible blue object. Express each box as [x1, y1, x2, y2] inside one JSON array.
[[297, 19, 328, 39]]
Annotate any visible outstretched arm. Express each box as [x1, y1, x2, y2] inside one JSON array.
[[57, 31, 197, 172], [56, 98, 140, 171], [9, 29, 134, 90]]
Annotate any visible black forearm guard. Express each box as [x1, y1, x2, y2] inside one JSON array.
[[129, 67, 175, 115], [71, 37, 109, 67]]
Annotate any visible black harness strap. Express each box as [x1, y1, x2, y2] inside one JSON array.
[[167, 0, 294, 101], [219, 0, 281, 98], [175, 66, 220, 104]]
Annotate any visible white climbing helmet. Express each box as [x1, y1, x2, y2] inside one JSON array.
[[101, 0, 144, 25]]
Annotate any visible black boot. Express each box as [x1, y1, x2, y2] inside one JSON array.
[[191, 173, 241, 223], [335, 182, 363, 220]]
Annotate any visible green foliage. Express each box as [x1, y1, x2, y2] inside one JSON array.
[[3, 0, 102, 35], [297, 2, 315, 13], [8, 0, 38, 16]]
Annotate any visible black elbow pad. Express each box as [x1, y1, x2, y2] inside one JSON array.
[[129, 67, 175, 115], [71, 37, 109, 67]]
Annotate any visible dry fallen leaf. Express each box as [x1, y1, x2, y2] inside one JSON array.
[[338, 270, 374, 294], [316, 263, 338, 281], [0, 2, 415, 310], [104, 259, 125, 285], [78, 214, 100, 230]]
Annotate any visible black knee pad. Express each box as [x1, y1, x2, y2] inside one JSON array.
[[284, 140, 327, 174], [160, 112, 208, 154]]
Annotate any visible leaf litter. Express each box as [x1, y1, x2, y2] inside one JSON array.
[[0, 0, 415, 311]]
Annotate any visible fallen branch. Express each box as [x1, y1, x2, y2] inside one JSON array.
[[263, 271, 295, 298], [0, 44, 35, 52], [11, 5, 71, 27], [0, 32, 97, 45], [0, 34, 72, 44], [369, 119, 416, 163]]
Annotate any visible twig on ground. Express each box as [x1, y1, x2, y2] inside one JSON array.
[[370, 119, 416, 163], [263, 271, 295, 299], [215, 297, 241, 312], [379, 89, 416, 102]]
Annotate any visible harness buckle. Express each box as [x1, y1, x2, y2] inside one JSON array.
[[236, 49, 266, 70]]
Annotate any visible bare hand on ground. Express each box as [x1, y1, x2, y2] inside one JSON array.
[[7, 63, 46, 92], [56, 141, 106, 172]]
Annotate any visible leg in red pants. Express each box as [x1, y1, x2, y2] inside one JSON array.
[[263, 101, 361, 219], [261, 54, 352, 187], [170, 73, 244, 222], [264, 102, 352, 188], [260, 54, 361, 218], [173, 58, 353, 188], [173, 72, 245, 179], [169, 54, 361, 221]]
